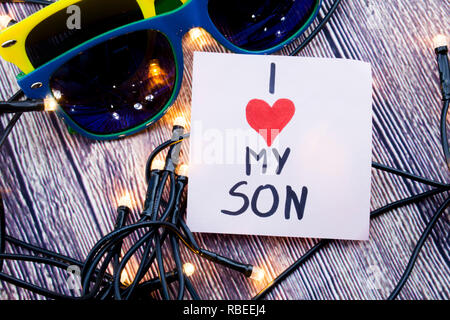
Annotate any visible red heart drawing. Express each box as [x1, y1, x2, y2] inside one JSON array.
[[246, 98, 295, 147]]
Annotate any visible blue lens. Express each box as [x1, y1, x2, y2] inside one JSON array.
[[49, 30, 176, 136], [208, 0, 318, 51]]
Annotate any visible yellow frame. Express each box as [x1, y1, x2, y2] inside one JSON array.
[[0, 0, 158, 74]]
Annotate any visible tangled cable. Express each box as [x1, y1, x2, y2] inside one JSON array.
[[0, 122, 262, 300]]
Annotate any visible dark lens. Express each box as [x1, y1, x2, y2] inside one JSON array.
[[208, 0, 318, 51], [26, 0, 143, 68], [49, 29, 176, 136]]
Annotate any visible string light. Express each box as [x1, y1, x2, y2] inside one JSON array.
[[120, 270, 131, 286], [188, 27, 209, 48], [117, 192, 133, 209], [176, 164, 189, 177], [0, 15, 12, 31], [433, 34, 448, 49], [182, 263, 196, 277], [43, 97, 58, 112], [433, 34, 450, 168], [173, 116, 187, 128], [151, 159, 165, 171], [249, 266, 265, 282]]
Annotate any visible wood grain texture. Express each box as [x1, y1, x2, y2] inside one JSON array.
[[0, 0, 449, 300]]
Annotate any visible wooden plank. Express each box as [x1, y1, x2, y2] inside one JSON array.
[[0, 0, 449, 300]]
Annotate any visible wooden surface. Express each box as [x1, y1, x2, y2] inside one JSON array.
[[0, 0, 449, 300]]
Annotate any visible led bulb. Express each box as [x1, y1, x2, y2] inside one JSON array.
[[173, 116, 186, 128], [433, 34, 448, 49], [0, 15, 12, 31], [120, 270, 131, 286], [117, 192, 133, 208], [176, 164, 189, 177], [151, 159, 165, 171], [183, 263, 195, 277], [44, 97, 58, 112], [188, 27, 208, 48], [249, 266, 265, 281]]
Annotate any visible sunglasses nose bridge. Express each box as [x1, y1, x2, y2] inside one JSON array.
[[171, 0, 207, 37]]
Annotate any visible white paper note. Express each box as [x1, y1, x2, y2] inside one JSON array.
[[186, 52, 372, 241]]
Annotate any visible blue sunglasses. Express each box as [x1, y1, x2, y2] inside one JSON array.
[[19, 0, 322, 140]]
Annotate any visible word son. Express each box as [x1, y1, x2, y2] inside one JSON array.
[[221, 147, 308, 219]]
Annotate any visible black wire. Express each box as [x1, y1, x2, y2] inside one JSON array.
[[372, 161, 448, 188], [97, 207, 130, 299], [152, 171, 173, 299], [111, 138, 184, 300], [0, 253, 78, 300], [5, 235, 84, 267], [145, 134, 189, 183], [123, 171, 177, 299], [0, 100, 44, 113], [113, 176, 183, 299], [120, 236, 155, 299], [80, 221, 193, 298], [0, 91, 25, 271], [0, 90, 25, 149], [83, 137, 185, 299], [253, 186, 449, 300], [0, 113, 21, 149], [440, 99, 450, 170], [154, 230, 169, 299], [169, 177, 188, 300], [185, 276, 200, 300], [387, 196, 450, 300], [252, 239, 329, 300], [112, 232, 155, 299], [0, 193, 5, 272]]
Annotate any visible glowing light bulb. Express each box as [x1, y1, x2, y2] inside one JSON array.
[[183, 263, 195, 277], [433, 34, 448, 49], [250, 266, 265, 281], [176, 164, 189, 177], [117, 192, 133, 208], [173, 116, 186, 128], [0, 15, 12, 31], [151, 159, 165, 171], [188, 27, 208, 48], [43, 97, 58, 112], [120, 270, 131, 286]]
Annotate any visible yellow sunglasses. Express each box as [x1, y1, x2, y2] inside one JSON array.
[[0, 0, 186, 74]]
